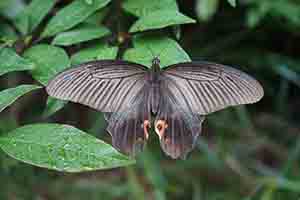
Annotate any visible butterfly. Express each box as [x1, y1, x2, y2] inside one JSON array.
[[46, 57, 264, 159]]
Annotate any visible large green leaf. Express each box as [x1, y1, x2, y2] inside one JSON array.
[[0, 123, 135, 172], [123, 35, 191, 68], [122, 0, 178, 17], [41, 0, 111, 38], [52, 25, 110, 46], [0, 85, 42, 113], [71, 43, 118, 65], [23, 44, 70, 85], [0, 48, 35, 77], [129, 10, 196, 33]]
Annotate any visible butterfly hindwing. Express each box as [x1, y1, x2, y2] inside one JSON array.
[[155, 110, 204, 159], [105, 89, 151, 156], [155, 82, 205, 159]]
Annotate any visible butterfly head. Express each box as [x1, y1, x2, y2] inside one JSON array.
[[152, 57, 161, 72], [152, 57, 160, 65]]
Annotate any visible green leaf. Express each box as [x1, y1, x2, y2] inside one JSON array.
[[43, 97, 67, 118], [0, 85, 42, 113], [246, 8, 263, 28], [123, 35, 190, 68], [41, 0, 111, 38], [14, 11, 29, 35], [0, 24, 18, 41], [71, 43, 118, 65], [129, 10, 196, 33], [122, 0, 178, 17], [85, 0, 94, 5], [127, 166, 146, 200], [196, 0, 219, 21], [52, 25, 110, 46], [0, 0, 11, 10], [227, 0, 236, 7], [0, 123, 135, 172], [23, 44, 70, 85], [173, 25, 181, 40], [27, 0, 56, 32], [13, 0, 56, 35], [1, 0, 25, 19], [2, 0, 26, 35], [0, 48, 35, 77], [138, 151, 167, 200], [84, 8, 109, 25]]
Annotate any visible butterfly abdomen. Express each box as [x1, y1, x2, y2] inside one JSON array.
[[149, 83, 160, 115]]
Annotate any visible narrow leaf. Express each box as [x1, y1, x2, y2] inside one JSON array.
[[23, 44, 70, 85], [123, 35, 190, 68], [0, 48, 35, 77], [52, 25, 110, 46], [0, 85, 42, 113], [41, 0, 111, 38], [71, 43, 118, 65], [0, 123, 135, 172], [129, 10, 196, 33]]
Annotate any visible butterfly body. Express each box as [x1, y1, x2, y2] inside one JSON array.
[[46, 58, 263, 159]]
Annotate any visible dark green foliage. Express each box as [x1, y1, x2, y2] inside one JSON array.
[[0, 0, 300, 199]]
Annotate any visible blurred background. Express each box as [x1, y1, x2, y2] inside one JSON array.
[[1, 0, 300, 199]]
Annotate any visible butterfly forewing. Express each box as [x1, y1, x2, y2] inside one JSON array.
[[162, 62, 264, 115], [46, 60, 147, 113]]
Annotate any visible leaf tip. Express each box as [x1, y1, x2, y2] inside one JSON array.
[[228, 0, 237, 7]]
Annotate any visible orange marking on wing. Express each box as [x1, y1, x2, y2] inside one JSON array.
[[143, 120, 150, 140], [154, 120, 168, 140]]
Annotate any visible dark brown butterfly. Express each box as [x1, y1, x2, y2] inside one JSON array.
[[46, 58, 264, 159]]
